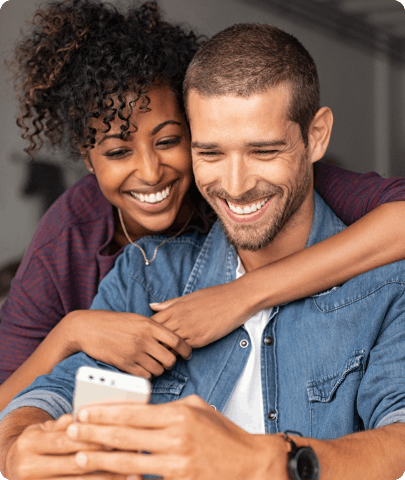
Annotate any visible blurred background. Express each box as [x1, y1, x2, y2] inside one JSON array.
[[1, 0, 405, 303]]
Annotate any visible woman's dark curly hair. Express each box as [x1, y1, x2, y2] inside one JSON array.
[[11, 0, 202, 158]]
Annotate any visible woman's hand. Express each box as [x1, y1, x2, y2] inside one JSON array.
[[150, 282, 253, 348], [63, 310, 192, 378]]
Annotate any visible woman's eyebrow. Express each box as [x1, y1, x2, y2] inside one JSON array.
[[98, 134, 126, 146], [151, 120, 181, 136]]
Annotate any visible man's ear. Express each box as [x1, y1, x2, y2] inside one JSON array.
[[81, 149, 94, 174], [307, 107, 333, 164]]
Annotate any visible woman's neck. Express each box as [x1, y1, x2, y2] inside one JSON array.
[[112, 192, 196, 249]]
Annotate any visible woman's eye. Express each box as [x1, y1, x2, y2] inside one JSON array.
[[104, 149, 130, 159], [156, 138, 181, 148]]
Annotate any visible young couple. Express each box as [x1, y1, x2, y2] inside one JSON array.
[[1, 2, 405, 479]]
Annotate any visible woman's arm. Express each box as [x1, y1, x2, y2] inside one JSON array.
[[152, 164, 405, 347], [0, 309, 191, 412], [314, 160, 405, 224]]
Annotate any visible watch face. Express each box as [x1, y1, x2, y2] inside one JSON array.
[[295, 447, 320, 480]]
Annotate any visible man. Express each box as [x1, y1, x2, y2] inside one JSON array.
[[1, 23, 405, 480]]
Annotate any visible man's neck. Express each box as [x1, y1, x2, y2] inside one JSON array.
[[237, 193, 315, 272]]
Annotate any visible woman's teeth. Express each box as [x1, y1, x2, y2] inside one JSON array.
[[227, 198, 269, 215], [130, 185, 171, 204]]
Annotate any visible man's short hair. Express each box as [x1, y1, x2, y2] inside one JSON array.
[[183, 23, 320, 146]]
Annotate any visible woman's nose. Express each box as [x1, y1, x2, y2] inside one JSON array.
[[135, 153, 163, 185]]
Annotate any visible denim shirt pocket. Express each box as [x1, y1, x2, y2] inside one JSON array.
[[151, 369, 188, 404], [306, 350, 365, 439]]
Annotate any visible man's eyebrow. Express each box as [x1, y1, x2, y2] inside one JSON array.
[[191, 140, 288, 149], [246, 140, 287, 148], [191, 141, 219, 149], [151, 120, 182, 136]]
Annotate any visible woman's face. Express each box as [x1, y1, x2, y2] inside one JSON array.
[[84, 83, 193, 238]]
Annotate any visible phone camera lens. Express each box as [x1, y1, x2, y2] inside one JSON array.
[[100, 378, 105, 382], [89, 375, 93, 380]]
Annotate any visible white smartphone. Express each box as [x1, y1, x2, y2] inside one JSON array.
[[73, 366, 151, 418]]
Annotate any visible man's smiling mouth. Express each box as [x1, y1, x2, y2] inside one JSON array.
[[226, 197, 271, 215], [130, 184, 172, 204]]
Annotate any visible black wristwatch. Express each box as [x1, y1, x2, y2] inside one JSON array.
[[284, 431, 320, 480]]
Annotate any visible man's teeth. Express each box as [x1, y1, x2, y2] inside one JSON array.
[[227, 198, 268, 215], [131, 185, 171, 204]]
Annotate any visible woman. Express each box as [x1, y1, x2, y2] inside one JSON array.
[[2, 0, 405, 412]]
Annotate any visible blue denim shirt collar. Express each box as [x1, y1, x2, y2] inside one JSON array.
[[184, 191, 345, 298]]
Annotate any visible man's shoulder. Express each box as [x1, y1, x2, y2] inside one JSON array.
[[312, 259, 405, 314]]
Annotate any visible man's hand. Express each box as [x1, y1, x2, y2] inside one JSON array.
[[151, 283, 252, 348], [67, 395, 287, 480], [2, 412, 131, 480]]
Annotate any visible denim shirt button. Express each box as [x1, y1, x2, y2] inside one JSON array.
[[264, 336, 274, 346], [267, 410, 277, 421], [240, 339, 249, 348]]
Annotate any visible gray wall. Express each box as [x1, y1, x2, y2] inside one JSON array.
[[1, 0, 405, 267]]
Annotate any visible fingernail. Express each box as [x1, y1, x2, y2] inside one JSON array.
[[78, 409, 88, 421], [67, 424, 78, 438], [76, 452, 87, 468], [187, 353, 192, 360], [149, 303, 159, 306]]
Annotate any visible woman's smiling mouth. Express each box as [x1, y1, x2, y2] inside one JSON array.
[[130, 184, 172, 204]]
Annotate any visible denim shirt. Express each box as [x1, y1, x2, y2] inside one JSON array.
[[2, 192, 405, 440]]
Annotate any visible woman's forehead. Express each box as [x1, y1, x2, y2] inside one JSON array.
[[87, 85, 186, 141]]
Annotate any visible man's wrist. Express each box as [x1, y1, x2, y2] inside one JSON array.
[[283, 431, 320, 480], [253, 433, 290, 480]]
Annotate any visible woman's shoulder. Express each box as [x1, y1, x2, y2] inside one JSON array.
[[15, 174, 112, 279], [44, 174, 110, 228]]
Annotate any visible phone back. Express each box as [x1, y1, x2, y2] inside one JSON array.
[[73, 366, 151, 417]]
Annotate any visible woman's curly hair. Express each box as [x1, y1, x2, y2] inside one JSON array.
[[11, 0, 202, 158]]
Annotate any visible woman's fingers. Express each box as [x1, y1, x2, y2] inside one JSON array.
[[149, 298, 178, 311], [151, 322, 191, 360], [143, 340, 178, 370], [123, 363, 155, 379]]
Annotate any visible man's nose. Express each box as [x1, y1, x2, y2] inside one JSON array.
[[135, 152, 163, 186], [222, 156, 256, 200]]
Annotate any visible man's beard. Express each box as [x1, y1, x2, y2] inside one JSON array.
[[205, 152, 312, 252]]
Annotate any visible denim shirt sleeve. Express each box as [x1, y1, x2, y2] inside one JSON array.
[[0, 352, 118, 422], [357, 287, 405, 429]]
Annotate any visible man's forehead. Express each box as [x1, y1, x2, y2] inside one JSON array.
[[187, 86, 298, 144]]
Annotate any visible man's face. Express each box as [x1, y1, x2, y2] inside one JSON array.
[[188, 86, 313, 251]]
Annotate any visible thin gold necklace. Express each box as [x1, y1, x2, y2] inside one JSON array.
[[118, 207, 195, 266]]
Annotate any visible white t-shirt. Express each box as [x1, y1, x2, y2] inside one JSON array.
[[222, 257, 271, 434]]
